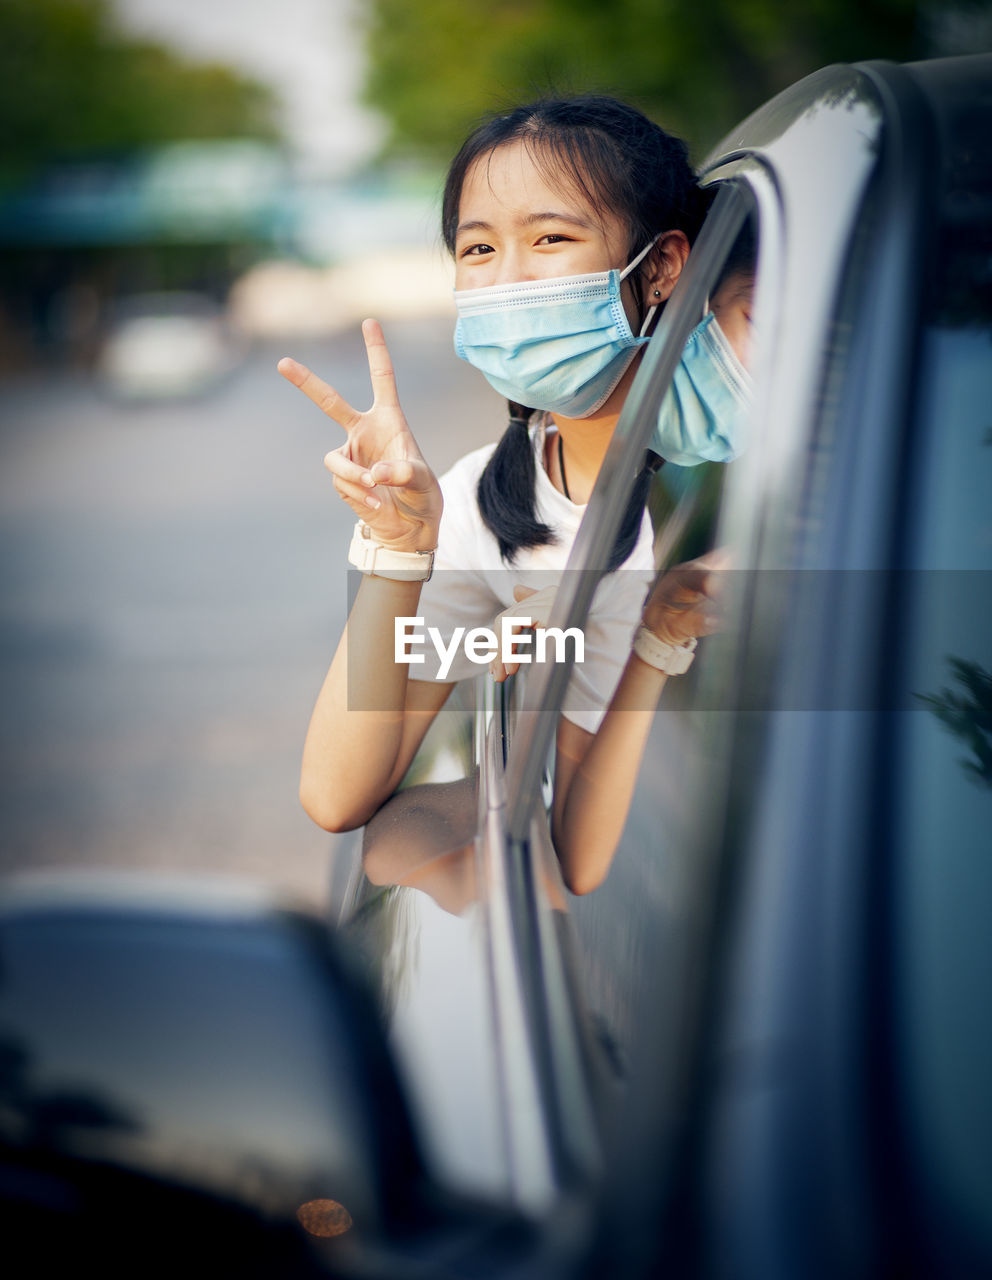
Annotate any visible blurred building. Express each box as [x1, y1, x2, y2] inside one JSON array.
[[0, 140, 290, 371], [0, 138, 452, 373]]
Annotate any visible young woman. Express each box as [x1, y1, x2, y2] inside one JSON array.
[[278, 96, 751, 894]]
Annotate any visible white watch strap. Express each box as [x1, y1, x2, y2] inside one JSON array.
[[632, 625, 697, 674], [348, 521, 435, 581]]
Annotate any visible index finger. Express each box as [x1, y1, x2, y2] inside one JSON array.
[[361, 319, 400, 409], [277, 356, 360, 431]]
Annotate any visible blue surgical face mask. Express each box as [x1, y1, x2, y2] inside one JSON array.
[[453, 240, 658, 419], [650, 311, 752, 466]]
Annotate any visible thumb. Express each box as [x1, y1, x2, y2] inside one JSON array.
[[513, 585, 538, 602], [369, 456, 434, 492]]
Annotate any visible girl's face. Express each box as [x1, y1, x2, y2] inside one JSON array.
[[454, 140, 640, 318], [709, 271, 754, 366]]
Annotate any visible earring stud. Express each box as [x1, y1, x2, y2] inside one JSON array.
[[653, 289, 661, 297]]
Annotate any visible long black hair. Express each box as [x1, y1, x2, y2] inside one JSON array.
[[442, 95, 705, 568]]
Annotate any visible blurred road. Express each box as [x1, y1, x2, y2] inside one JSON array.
[[0, 319, 504, 909]]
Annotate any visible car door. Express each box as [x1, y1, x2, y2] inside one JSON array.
[[563, 54, 992, 1280]]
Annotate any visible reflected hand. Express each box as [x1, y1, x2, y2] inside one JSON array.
[[278, 319, 442, 553], [641, 548, 730, 647]]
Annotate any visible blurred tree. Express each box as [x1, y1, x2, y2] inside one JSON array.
[[0, 0, 279, 185], [916, 658, 992, 790], [361, 0, 990, 163]]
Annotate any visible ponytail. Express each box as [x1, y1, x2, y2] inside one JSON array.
[[476, 407, 556, 563], [477, 406, 660, 570], [607, 452, 662, 573]]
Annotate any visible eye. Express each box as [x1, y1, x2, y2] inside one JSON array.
[[536, 233, 573, 246], [459, 242, 494, 258]]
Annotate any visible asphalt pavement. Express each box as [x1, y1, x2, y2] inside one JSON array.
[[0, 319, 504, 910]]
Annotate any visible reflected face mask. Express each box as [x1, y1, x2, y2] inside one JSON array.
[[453, 242, 657, 419], [649, 311, 752, 467]]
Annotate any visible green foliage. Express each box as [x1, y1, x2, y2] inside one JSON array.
[[916, 657, 992, 790], [0, 0, 279, 182], [360, 0, 933, 163]]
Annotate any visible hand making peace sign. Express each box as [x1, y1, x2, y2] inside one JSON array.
[[278, 319, 443, 554]]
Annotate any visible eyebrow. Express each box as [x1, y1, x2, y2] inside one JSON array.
[[455, 211, 596, 237]]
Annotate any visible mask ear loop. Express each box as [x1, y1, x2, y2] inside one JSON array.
[[619, 235, 661, 281], [619, 234, 662, 338]]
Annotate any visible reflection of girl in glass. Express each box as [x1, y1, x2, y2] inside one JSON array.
[[280, 96, 751, 894]]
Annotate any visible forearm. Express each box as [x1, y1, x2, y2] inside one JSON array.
[[300, 574, 432, 831], [554, 551, 724, 891], [552, 653, 668, 894], [280, 324, 448, 832]]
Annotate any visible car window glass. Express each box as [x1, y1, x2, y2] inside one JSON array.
[[562, 201, 763, 1059], [503, 184, 758, 836], [892, 212, 992, 1256]]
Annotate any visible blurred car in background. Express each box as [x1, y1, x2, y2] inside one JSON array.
[[95, 290, 238, 400], [1, 52, 989, 1280]]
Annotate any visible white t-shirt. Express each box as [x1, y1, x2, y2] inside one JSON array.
[[412, 421, 655, 733]]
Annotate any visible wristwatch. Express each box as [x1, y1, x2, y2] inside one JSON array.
[[632, 625, 697, 674], [348, 520, 435, 582]]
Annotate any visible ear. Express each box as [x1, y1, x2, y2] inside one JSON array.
[[641, 230, 691, 307]]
